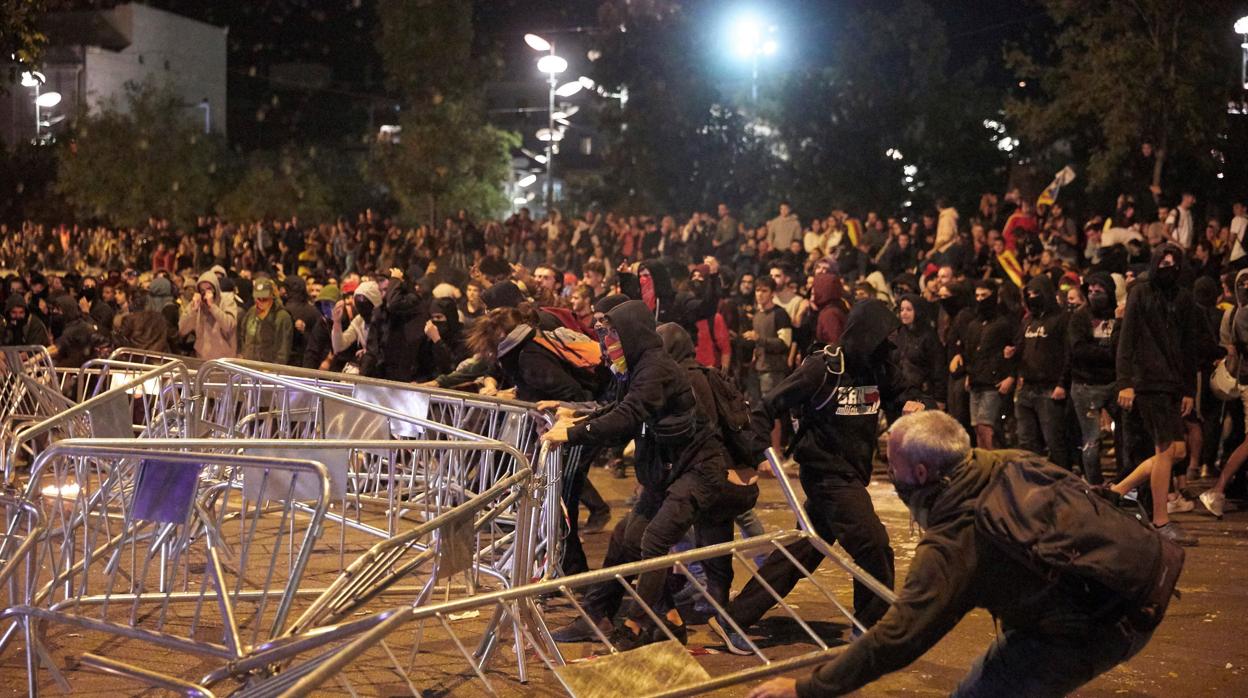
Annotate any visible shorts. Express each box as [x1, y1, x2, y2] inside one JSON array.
[[1131, 391, 1184, 448], [970, 388, 1003, 427]]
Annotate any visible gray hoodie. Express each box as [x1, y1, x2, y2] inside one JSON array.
[[178, 270, 238, 360]]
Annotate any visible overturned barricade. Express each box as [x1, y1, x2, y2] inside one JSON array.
[[2, 439, 535, 695]]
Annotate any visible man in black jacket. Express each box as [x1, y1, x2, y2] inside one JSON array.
[[361, 269, 430, 381], [544, 300, 755, 648], [1110, 243, 1202, 546], [282, 276, 320, 367], [709, 300, 927, 654], [1013, 274, 1070, 468], [748, 411, 1169, 698], [958, 280, 1017, 448], [1068, 271, 1120, 484]]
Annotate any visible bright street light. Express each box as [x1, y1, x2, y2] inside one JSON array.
[[726, 14, 779, 102], [1237, 17, 1248, 89], [516, 173, 538, 188], [35, 91, 61, 108], [578, 76, 595, 89], [554, 81, 583, 97], [537, 55, 567, 75], [1235, 16, 1248, 35], [524, 33, 552, 52], [20, 71, 45, 87]]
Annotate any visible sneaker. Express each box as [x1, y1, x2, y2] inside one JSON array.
[[1166, 497, 1195, 514], [646, 618, 688, 646], [550, 615, 612, 643], [1154, 521, 1199, 547], [707, 614, 753, 656], [607, 622, 648, 652], [583, 508, 611, 533], [1199, 490, 1226, 519]]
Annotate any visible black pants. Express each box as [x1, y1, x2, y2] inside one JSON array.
[[582, 463, 759, 622], [727, 470, 895, 629], [561, 453, 592, 575]]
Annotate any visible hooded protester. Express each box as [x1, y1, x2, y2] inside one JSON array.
[[1068, 270, 1122, 484], [546, 300, 755, 650], [892, 294, 947, 407], [709, 299, 932, 654], [809, 272, 849, 348], [303, 283, 341, 369], [178, 270, 238, 360], [2, 295, 50, 347], [1110, 243, 1207, 546], [332, 279, 380, 370], [425, 295, 467, 376], [47, 293, 98, 368], [958, 280, 1018, 449], [1013, 273, 1071, 469], [116, 288, 171, 352], [283, 276, 320, 366], [362, 272, 432, 382]]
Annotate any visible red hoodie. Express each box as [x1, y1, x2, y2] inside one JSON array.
[[812, 273, 849, 345], [695, 312, 732, 368]]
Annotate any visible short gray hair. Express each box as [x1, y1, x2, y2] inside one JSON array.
[[889, 411, 971, 473]]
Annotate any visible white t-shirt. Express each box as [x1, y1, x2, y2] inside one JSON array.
[[1230, 215, 1248, 262]]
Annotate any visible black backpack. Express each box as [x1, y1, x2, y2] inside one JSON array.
[[974, 452, 1185, 631], [702, 366, 767, 467]]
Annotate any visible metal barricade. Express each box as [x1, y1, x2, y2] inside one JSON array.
[[0, 494, 44, 697], [5, 439, 536, 696], [3, 360, 191, 483], [196, 359, 577, 579], [0, 347, 64, 462], [3, 442, 332, 695]]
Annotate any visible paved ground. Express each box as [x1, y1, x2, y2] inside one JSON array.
[[576, 466, 1248, 697]]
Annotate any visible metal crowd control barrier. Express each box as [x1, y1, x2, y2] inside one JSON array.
[[4, 440, 536, 695], [2, 442, 332, 695], [102, 448, 895, 698], [196, 358, 579, 579], [108, 346, 206, 374], [0, 347, 65, 465], [0, 494, 44, 697], [2, 359, 191, 483]]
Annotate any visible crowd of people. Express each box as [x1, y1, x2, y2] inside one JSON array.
[[0, 159, 1238, 693]]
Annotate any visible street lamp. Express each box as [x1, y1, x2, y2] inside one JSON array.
[[528, 33, 568, 211], [21, 71, 60, 143], [1237, 16, 1248, 89], [728, 15, 779, 102]]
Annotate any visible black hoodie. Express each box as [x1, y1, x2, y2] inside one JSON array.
[[659, 322, 768, 468], [428, 296, 467, 375], [2, 295, 50, 347], [960, 288, 1018, 390], [1016, 274, 1069, 390], [1116, 244, 1202, 396], [568, 300, 720, 491], [49, 293, 98, 368], [755, 299, 918, 484], [1069, 271, 1120, 386], [892, 295, 948, 405], [283, 277, 320, 366]]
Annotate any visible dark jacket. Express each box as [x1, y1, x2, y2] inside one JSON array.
[[428, 296, 468, 377], [798, 449, 1140, 698], [892, 295, 947, 405], [283, 277, 320, 367], [755, 300, 917, 485], [1069, 272, 1120, 386], [659, 322, 768, 469], [568, 300, 720, 491], [2, 296, 50, 347], [1116, 244, 1201, 396], [1017, 275, 1070, 390], [362, 279, 429, 382], [117, 308, 171, 352], [498, 327, 596, 404], [50, 294, 97, 368], [238, 303, 294, 364], [961, 299, 1017, 390]]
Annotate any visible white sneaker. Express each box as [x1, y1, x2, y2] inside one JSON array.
[[1166, 497, 1195, 514], [1199, 490, 1226, 519]]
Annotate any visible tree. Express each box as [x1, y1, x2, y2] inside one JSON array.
[[373, 0, 517, 224], [218, 147, 334, 223], [1006, 0, 1238, 194], [2, 0, 52, 91], [56, 80, 231, 227]]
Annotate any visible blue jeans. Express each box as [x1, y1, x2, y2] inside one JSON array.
[[952, 620, 1153, 697], [1014, 384, 1069, 469], [1070, 382, 1116, 484]]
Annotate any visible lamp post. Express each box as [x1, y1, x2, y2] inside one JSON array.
[[21, 71, 60, 143], [1237, 16, 1248, 89]]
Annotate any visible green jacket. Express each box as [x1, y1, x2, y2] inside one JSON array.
[[239, 305, 293, 365]]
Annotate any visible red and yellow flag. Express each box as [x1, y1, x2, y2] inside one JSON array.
[[997, 249, 1023, 288]]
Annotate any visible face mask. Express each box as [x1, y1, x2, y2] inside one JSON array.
[[355, 298, 375, 323], [81, 287, 98, 303], [597, 326, 628, 378], [893, 475, 947, 529], [1088, 290, 1112, 314], [1153, 265, 1179, 289], [316, 300, 334, 320], [639, 272, 656, 312], [1237, 284, 1248, 306], [1024, 294, 1044, 313], [8, 313, 25, 328], [48, 314, 66, 336], [975, 296, 996, 318]]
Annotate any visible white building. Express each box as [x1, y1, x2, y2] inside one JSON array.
[[1, 3, 227, 146]]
